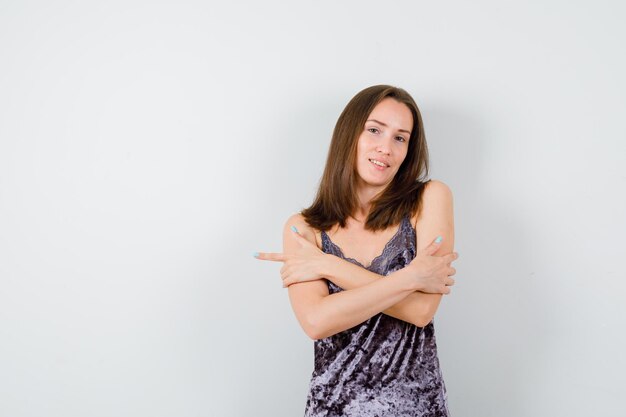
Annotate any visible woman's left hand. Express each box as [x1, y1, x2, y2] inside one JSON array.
[[255, 229, 328, 287]]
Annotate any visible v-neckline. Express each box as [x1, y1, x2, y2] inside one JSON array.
[[322, 215, 408, 270]]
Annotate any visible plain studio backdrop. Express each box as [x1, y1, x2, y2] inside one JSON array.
[[1, 1, 624, 416]]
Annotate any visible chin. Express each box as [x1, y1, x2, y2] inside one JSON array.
[[365, 178, 392, 188]]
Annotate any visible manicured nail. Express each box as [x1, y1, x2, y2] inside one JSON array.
[[435, 236, 443, 243], [253, 252, 259, 258], [291, 225, 298, 233]]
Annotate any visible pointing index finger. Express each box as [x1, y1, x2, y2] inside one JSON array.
[[255, 252, 288, 262]]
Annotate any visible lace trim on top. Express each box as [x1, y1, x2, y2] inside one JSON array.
[[320, 214, 414, 270]]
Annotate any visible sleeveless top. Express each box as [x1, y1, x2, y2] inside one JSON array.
[[304, 214, 450, 417]]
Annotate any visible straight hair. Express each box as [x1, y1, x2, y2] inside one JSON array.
[[301, 85, 431, 232]]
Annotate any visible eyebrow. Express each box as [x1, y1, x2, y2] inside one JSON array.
[[366, 119, 411, 135]]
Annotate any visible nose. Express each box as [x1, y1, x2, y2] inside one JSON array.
[[376, 134, 393, 155]]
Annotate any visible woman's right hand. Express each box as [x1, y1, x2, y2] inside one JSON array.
[[255, 226, 328, 287], [400, 237, 458, 294]]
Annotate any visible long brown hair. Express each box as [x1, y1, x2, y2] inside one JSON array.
[[301, 85, 431, 232]]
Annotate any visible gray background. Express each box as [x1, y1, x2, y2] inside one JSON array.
[[1, 1, 624, 416]]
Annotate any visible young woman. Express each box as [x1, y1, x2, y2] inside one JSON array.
[[257, 85, 458, 416]]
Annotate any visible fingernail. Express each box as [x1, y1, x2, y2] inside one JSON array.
[[253, 252, 259, 258], [291, 225, 298, 233], [435, 236, 443, 243]]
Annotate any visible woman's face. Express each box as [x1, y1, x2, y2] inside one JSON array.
[[355, 97, 413, 192]]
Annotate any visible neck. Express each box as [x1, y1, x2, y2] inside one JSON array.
[[353, 184, 386, 222]]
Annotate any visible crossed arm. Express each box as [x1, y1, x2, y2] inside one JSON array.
[[321, 253, 445, 328], [280, 180, 455, 339]]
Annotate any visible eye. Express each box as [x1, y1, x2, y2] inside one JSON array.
[[367, 127, 379, 134], [395, 136, 406, 142]]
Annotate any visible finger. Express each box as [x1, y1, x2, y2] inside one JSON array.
[[448, 267, 456, 276], [291, 230, 310, 245], [446, 277, 455, 286], [283, 276, 299, 288], [442, 286, 451, 295], [255, 252, 288, 262], [281, 266, 294, 281], [419, 236, 443, 256], [290, 229, 317, 247], [289, 225, 305, 247], [443, 252, 458, 265]]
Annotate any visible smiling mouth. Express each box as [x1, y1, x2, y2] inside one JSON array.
[[369, 158, 389, 169]]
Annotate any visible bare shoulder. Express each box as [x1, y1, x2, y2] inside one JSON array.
[[412, 179, 454, 226], [283, 212, 322, 250], [423, 179, 453, 200], [412, 179, 455, 250]]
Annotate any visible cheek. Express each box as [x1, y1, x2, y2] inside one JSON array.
[[356, 139, 369, 161], [397, 144, 409, 159], [357, 135, 375, 153], [394, 149, 409, 169]]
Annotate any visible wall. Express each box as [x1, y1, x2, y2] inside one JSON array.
[[1, 1, 624, 416]]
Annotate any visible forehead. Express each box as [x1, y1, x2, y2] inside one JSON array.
[[368, 98, 413, 132]]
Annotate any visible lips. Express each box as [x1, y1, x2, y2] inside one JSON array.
[[368, 158, 390, 169]]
